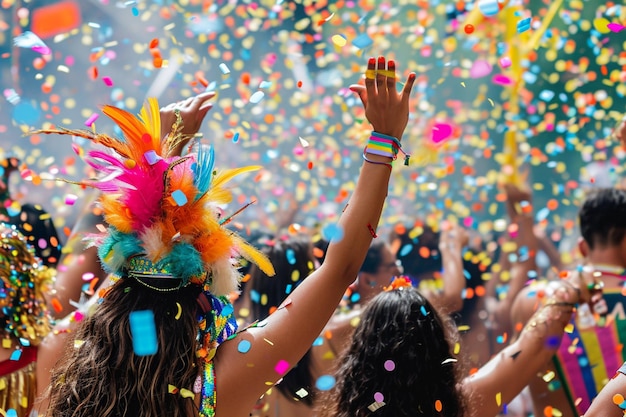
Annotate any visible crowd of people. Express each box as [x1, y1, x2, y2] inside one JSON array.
[[1, 54, 626, 417]]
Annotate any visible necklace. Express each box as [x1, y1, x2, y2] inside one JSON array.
[[582, 264, 626, 280]]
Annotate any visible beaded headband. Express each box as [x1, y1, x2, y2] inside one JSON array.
[[34, 99, 275, 295]]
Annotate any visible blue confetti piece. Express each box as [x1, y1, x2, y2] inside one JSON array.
[[12, 101, 40, 125], [233, 132, 240, 143], [352, 33, 373, 49], [322, 223, 344, 242], [285, 284, 293, 294], [171, 189, 188, 206], [286, 248, 296, 265], [315, 375, 336, 391], [221, 304, 234, 317], [517, 17, 531, 33], [129, 310, 158, 356], [131, 7, 139, 16], [350, 293, 360, 303], [313, 337, 324, 347], [237, 339, 251, 353], [545, 336, 560, 349], [477, 0, 500, 16], [143, 150, 160, 165], [463, 269, 471, 279], [399, 244, 413, 257], [6, 409, 17, 417], [9, 350, 21, 361], [420, 305, 429, 316], [250, 289, 260, 303]]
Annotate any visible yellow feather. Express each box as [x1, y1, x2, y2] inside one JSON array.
[[233, 236, 275, 276], [211, 166, 261, 190], [138, 98, 162, 152], [203, 188, 233, 205]]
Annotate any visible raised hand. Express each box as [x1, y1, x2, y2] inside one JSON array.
[[160, 91, 215, 156], [349, 56, 415, 140]]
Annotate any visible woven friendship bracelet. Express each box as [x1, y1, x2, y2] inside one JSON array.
[[367, 131, 411, 166]]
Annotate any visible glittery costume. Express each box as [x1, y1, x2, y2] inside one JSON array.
[[0, 224, 54, 417], [36, 99, 274, 416], [554, 288, 626, 414]]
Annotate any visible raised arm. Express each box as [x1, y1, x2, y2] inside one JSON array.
[[464, 271, 597, 417], [426, 222, 467, 313], [490, 183, 539, 333], [214, 57, 416, 416], [584, 366, 626, 417]]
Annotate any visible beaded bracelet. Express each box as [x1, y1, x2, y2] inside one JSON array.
[[366, 131, 411, 166]]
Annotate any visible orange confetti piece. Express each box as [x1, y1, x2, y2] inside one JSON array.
[[435, 400, 442, 412]]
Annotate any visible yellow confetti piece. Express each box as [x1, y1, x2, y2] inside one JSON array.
[[542, 371, 556, 382], [180, 388, 195, 399], [0, 378, 6, 391], [454, 342, 460, 354], [593, 18, 611, 34], [168, 384, 178, 394], [331, 34, 347, 47], [74, 340, 85, 348], [2, 339, 11, 349], [564, 323, 574, 333], [457, 325, 470, 332], [496, 392, 502, 406]]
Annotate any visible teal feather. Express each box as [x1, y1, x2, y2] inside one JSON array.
[[98, 228, 143, 274], [158, 242, 204, 285], [192, 145, 215, 201]]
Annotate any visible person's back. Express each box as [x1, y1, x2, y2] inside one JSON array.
[[40, 58, 418, 417], [511, 187, 626, 416]]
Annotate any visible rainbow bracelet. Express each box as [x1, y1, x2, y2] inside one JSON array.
[[366, 131, 411, 166]]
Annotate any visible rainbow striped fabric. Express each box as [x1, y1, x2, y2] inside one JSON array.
[[554, 289, 626, 414]]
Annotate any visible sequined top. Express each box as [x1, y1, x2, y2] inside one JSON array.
[[197, 292, 238, 417]]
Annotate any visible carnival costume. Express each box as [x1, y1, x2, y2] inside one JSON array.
[[36, 99, 274, 417], [0, 224, 54, 417]]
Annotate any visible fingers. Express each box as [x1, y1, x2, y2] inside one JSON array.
[[375, 56, 386, 98], [386, 59, 396, 93], [364, 57, 376, 98], [349, 84, 368, 108], [401, 72, 416, 102], [189, 91, 216, 111]]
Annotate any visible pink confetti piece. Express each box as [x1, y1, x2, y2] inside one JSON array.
[[81, 272, 95, 281], [607, 23, 625, 33], [84, 113, 99, 127], [274, 359, 290, 374], [499, 57, 512, 68], [469, 60, 492, 78], [65, 193, 78, 205], [102, 76, 113, 86], [492, 74, 513, 85], [431, 123, 452, 143]]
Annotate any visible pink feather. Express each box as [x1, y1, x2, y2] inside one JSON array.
[[86, 150, 167, 230]]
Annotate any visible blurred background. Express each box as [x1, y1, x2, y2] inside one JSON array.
[[0, 0, 624, 247]]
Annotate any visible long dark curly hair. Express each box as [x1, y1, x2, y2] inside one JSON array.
[[319, 287, 466, 417], [46, 277, 202, 417]]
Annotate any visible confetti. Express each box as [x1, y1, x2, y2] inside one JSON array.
[[13, 31, 51, 55], [129, 310, 158, 356], [237, 340, 251, 354], [315, 375, 336, 391]]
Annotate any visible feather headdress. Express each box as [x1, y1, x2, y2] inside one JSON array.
[[34, 99, 274, 295]]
